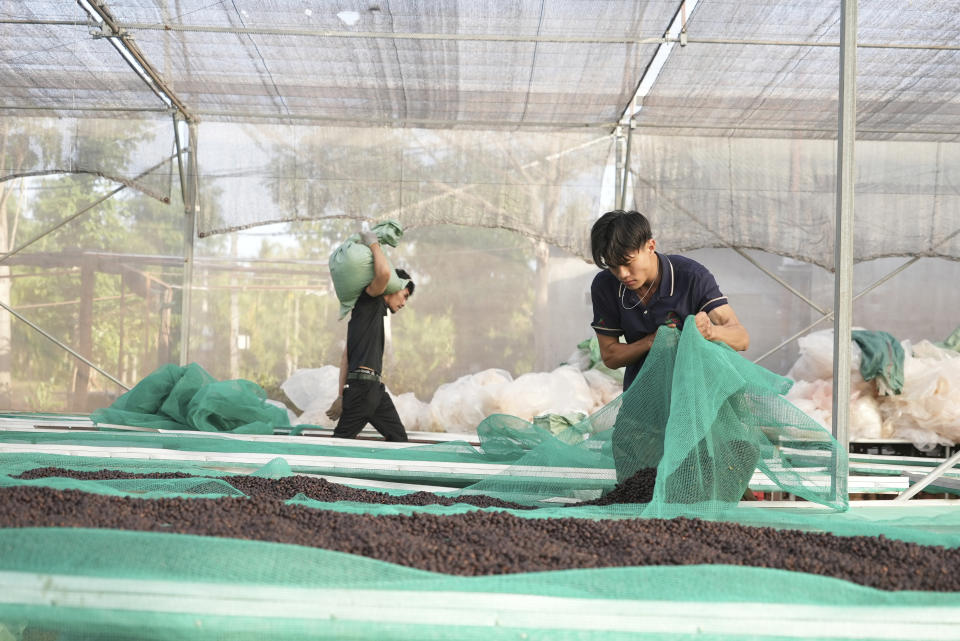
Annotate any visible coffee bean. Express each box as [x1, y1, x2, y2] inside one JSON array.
[[5, 468, 959, 591]]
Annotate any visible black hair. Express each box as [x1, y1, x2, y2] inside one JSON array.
[[589, 210, 653, 269], [395, 268, 415, 296]]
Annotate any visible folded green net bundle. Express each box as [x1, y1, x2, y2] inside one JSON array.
[[90, 362, 290, 434]]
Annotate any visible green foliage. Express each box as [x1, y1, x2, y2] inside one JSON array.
[[383, 224, 538, 396], [3, 119, 580, 413], [389, 307, 456, 399], [3, 119, 184, 411]]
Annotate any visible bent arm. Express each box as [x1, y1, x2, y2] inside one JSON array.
[[363, 240, 392, 297], [337, 346, 348, 395], [695, 304, 750, 351], [596, 332, 655, 370]]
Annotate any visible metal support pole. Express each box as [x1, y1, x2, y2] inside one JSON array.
[[831, 0, 857, 502], [614, 128, 625, 210], [895, 448, 960, 502], [620, 119, 634, 211], [172, 114, 188, 207], [179, 122, 198, 366], [0, 185, 126, 264]]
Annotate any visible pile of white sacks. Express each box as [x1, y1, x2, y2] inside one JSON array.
[[279, 345, 623, 434], [785, 329, 960, 449], [277, 328, 960, 449]]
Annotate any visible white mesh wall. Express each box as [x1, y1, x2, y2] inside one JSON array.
[[196, 123, 612, 259], [0, 118, 175, 203], [631, 136, 960, 270]]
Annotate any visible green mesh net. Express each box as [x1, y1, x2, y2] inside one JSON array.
[[1, 522, 960, 641], [90, 363, 290, 434], [0, 321, 891, 639], [460, 322, 847, 516], [59, 320, 848, 515]]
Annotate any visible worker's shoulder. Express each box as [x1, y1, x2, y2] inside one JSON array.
[[663, 253, 715, 278], [590, 269, 619, 292], [350, 290, 386, 315]]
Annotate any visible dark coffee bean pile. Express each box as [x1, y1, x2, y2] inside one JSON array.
[[573, 468, 658, 506], [2, 483, 959, 591], [16, 467, 193, 481], [14, 467, 531, 510]]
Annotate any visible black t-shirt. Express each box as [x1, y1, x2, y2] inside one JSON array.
[[346, 290, 387, 374]]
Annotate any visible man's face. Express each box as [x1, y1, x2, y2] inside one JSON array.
[[608, 239, 657, 291], [384, 288, 410, 313]]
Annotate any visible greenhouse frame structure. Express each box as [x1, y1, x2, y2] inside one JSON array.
[[2, 0, 960, 500]]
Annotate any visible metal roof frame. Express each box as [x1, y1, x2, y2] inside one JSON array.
[[1, 0, 957, 500]]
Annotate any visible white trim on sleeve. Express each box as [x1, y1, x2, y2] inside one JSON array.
[[699, 296, 728, 313]]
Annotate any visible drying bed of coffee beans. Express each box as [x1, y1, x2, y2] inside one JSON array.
[[14, 466, 531, 509], [5, 467, 960, 591]]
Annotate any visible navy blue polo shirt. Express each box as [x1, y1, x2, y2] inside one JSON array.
[[591, 252, 728, 391]]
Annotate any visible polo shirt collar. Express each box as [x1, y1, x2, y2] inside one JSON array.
[[655, 252, 675, 299]]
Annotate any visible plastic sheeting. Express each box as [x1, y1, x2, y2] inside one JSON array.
[[195, 122, 610, 254], [785, 329, 960, 448], [281, 340, 623, 434], [0, 0, 669, 128]]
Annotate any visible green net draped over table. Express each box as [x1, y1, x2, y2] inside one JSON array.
[[465, 320, 847, 517], [82, 320, 847, 516]]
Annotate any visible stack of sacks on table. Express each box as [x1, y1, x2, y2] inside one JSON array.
[[785, 329, 960, 450], [278, 343, 623, 435]]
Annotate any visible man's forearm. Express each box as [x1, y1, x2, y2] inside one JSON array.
[[600, 334, 655, 369], [712, 323, 749, 351], [696, 310, 750, 352], [337, 347, 348, 395]]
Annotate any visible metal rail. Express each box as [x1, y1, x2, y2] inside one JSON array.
[[0, 299, 129, 391]]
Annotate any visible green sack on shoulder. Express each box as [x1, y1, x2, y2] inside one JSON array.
[[329, 219, 409, 319]]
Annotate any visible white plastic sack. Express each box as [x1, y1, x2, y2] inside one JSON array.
[[390, 391, 435, 432], [787, 328, 863, 382], [280, 367, 339, 412], [427, 369, 513, 433], [785, 379, 832, 429], [881, 340, 960, 446], [563, 345, 593, 371], [481, 365, 594, 422], [784, 378, 888, 439], [284, 366, 341, 427], [582, 368, 623, 411], [849, 394, 885, 440]]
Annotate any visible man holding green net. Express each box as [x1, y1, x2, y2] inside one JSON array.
[[590, 210, 758, 502], [325, 230, 415, 441], [589, 209, 749, 391]]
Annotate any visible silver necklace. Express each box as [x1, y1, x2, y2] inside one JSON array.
[[620, 261, 660, 310]]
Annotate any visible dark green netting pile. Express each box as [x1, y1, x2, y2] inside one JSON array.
[[91, 362, 290, 434]]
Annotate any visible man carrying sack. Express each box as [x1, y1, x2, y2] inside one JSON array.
[[325, 225, 415, 441]]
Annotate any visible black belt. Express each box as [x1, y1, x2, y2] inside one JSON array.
[[347, 370, 381, 382]]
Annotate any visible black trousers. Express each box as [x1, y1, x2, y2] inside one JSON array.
[[334, 379, 408, 442]]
